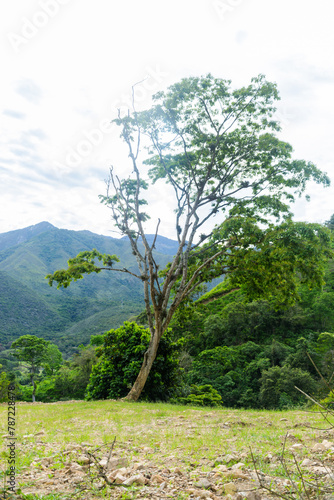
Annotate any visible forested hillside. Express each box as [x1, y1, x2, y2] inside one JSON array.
[[0, 222, 175, 355]]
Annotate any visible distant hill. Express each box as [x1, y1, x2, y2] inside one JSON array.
[[0, 222, 177, 356]]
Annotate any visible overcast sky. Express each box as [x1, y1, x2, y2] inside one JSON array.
[[1, 0, 333, 240]]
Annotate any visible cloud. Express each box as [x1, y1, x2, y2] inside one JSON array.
[[3, 109, 26, 119], [15, 79, 43, 104]]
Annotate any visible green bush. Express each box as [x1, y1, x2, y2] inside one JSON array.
[[85, 322, 182, 401], [172, 384, 223, 407]]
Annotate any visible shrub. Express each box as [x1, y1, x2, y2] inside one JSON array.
[[172, 384, 223, 407], [85, 322, 182, 401]]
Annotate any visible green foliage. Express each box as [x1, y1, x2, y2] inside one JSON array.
[[46, 249, 120, 289], [11, 335, 50, 369], [0, 371, 11, 402], [182, 219, 333, 308], [43, 344, 63, 376], [173, 384, 223, 407], [259, 365, 318, 409], [185, 342, 267, 408], [86, 322, 181, 401]]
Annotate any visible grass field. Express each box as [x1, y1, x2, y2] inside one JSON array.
[[1, 400, 333, 499]]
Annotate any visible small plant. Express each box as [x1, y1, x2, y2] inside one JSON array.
[[172, 384, 223, 407]]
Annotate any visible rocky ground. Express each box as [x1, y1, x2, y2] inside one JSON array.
[[10, 428, 334, 499], [1, 402, 334, 499]]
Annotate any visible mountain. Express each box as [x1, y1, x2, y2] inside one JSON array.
[[0, 222, 177, 356]]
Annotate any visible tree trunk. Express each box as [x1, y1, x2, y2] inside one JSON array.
[[31, 375, 36, 403], [124, 330, 161, 401]]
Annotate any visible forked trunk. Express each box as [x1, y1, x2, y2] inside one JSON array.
[[124, 329, 161, 401]]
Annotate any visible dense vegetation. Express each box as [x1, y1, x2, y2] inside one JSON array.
[[1, 217, 333, 409]]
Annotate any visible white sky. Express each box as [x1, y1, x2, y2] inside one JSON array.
[[1, 0, 333, 239]]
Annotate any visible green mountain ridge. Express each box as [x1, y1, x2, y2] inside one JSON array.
[[0, 222, 176, 356]]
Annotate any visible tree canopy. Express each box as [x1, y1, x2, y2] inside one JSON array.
[[47, 74, 331, 401], [11, 334, 50, 402]]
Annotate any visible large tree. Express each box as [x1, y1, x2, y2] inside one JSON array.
[[47, 74, 332, 401], [11, 335, 50, 402]]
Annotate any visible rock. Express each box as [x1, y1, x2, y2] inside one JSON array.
[[151, 474, 164, 484], [198, 490, 212, 498], [300, 458, 313, 467], [322, 439, 334, 449], [280, 418, 288, 421], [123, 473, 147, 486], [237, 491, 261, 500], [98, 457, 128, 470], [113, 472, 127, 484], [70, 463, 84, 474], [213, 464, 228, 473], [312, 466, 329, 474], [224, 470, 249, 480], [194, 478, 212, 489], [76, 455, 90, 465], [312, 443, 327, 452], [99, 458, 108, 467], [35, 430, 45, 436], [133, 461, 145, 470], [65, 444, 81, 451], [224, 482, 238, 495], [224, 454, 238, 463], [290, 444, 303, 451], [108, 457, 128, 470], [231, 462, 245, 470]]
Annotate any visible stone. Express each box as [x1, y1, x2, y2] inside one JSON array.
[[213, 464, 228, 473], [231, 462, 245, 469], [123, 473, 147, 486], [300, 458, 313, 467], [224, 454, 238, 463], [224, 470, 249, 480], [237, 491, 261, 500], [280, 418, 288, 421], [113, 472, 127, 484], [322, 439, 334, 449], [133, 461, 145, 470], [35, 430, 45, 436], [290, 444, 303, 451], [108, 457, 128, 470], [224, 482, 238, 495], [194, 478, 212, 489], [76, 455, 90, 465], [151, 474, 164, 484], [312, 443, 327, 452], [198, 490, 212, 498]]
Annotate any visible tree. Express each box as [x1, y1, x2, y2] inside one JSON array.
[[47, 74, 332, 401], [43, 343, 63, 376], [11, 335, 50, 402]]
